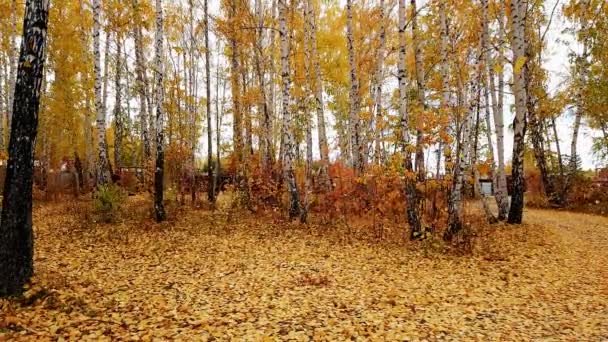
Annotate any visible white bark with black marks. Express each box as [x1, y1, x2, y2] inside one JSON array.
[[398, 0, 421, 238], [507, 0, 528, 224], [279, 0, 301, 219], [373, 0, 386, 164], [571, 0, 590, 174], [93, 0, 111, 185], [0, 0, 50, 297], [132, 0, 151, 160], [306, 0, 330, 189], [487, 0, 509, 220], [346, 0, 364, 175], [154, 0, 166, 222], [114, 35, 123, 170]]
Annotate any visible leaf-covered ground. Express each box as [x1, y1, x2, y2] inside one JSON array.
[[1, 197, 607, 341]]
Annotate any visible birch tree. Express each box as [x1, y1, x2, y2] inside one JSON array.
[[279, 0, 301, 219], [78, 0, 94, 179], [132, 0, 151, 160], [570, 0, 590, 174], [253, 0, 272, 173], [346, 0, 364, 175], [372, 0, 387, 165], [487, 0, 509, 220], [227, 0, 250, 205], [445, 53, 483, 239], [204, 0, 215, 203], [113, 35, 123, 170], [507, 0, 528, 224], [438, 0, 452, 178], [305, 0, 330, 189], [153, 0, 166, 222], [0, 0, 50, 297], [410, 0, 425, 179], [397, 0, 421, 238], [93, 0, 111, 185]]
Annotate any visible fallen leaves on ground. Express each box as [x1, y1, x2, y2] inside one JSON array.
[[1, 197, 607, 341]]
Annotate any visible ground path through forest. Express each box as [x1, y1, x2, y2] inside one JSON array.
[[1, 198, 607, 340]]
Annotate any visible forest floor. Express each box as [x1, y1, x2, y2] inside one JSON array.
[[1, 195, 607, 341]]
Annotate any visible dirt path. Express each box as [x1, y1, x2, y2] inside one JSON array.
[[1, 202, 607, 341]]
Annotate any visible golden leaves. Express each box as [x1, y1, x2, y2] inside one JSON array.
[[1, 199, 608, 340]]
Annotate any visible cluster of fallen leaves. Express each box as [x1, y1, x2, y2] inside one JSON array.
[[1, 196, 607, 341]]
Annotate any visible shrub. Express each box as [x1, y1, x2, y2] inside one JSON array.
[[93, 184, 126, 223]]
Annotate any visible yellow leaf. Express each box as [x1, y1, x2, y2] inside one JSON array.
[[493, 62, 503, 74], [514, 56, 527, 74]]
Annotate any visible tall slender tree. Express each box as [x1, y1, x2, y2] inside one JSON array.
[[114, 35, 123, 170], [570, 0, 590, 174], [0, 0, 50, 297], [410, 0, 425, 179], [93, 0, 111, 185], [346, 0, 364, 175], [438, 0, 452, 178], [398, 0, 421, 238], [279, 0, 301, 219], [372, 0, 387, 165], [132, 0, 151, 160], [507, 0, 528, 224], [486, 0, 509, 220], [305, 0, 330, 188], [204, 0, 215, 203], [153, 0, 166, 222]]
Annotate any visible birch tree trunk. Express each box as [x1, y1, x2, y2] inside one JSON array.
[[571, 0, 590, 175], [550, 115, 565, 179], [398, 0, 421, 238], [213, 40, 223, 202], [114, 35, 123, 170], [487, 7, 509, 220], [372, 0, 386, 164], [242, 65, 253, 156], [77, 0, 94, 179], [153, 0, 167, 222], [0, 0, 50, 297], [6, 0, 18, 136], [93, 0, 111, 186], [132, 0, 151, 161], [279, 0, 301, 219], [480, 0, 495, 173], [507, 0, 528, 224], [439, 1, 452, 179], [268, 0, 277, 164], [445, 75, 477, 240], [229, 0, 250, 204], [301, 1, 313, 222], [346, 0, 364, 175], [306, 0, 330, 189], [204, 0, 215, 203], [445, 0, 493, 238], [253, 0, 272, 173], [410, 0, 425, 179], [526, 39, 558, 204]]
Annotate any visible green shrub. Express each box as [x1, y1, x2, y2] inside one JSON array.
[[94, 184, 125, 222]]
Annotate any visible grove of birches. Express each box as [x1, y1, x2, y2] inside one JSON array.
[[0, 0, 607, 339]]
